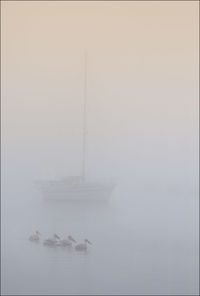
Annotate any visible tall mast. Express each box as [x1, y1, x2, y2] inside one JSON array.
[[82, 52, 87, 180]]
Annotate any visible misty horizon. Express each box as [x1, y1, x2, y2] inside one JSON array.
[[1, 1, 199, 295]]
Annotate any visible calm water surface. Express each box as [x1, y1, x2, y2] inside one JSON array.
[[2, 184, 199, 295]]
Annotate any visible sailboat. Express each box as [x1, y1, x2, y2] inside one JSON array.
[[36, 53, 115, 201]]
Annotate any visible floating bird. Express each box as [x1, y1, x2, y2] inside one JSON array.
[[59, 235, 76, 247], [43, 233, 60, 246], [29, 231, 41, 242], [75, 239, 92, 251]]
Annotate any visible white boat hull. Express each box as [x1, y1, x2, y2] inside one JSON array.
[[36, 180, 115, 201]]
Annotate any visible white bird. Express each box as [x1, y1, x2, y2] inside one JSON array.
[[29, 231, 41, 242], [75, 239, 92, 251], [59, 235, 76, 247], [43, 233, 60, 246]]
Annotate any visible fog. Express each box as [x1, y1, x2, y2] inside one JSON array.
[[1, 1, 199, 295]]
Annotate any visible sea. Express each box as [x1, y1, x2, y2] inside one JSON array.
[[1, 181, 199, 295]]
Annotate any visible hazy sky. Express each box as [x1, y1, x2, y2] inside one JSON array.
[[1, 2, 199, 295], [1, 1, 199, 190]]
